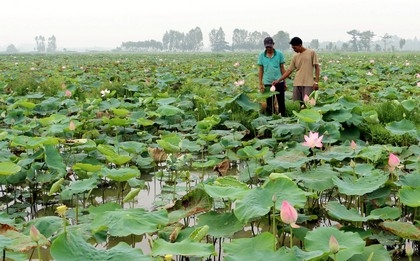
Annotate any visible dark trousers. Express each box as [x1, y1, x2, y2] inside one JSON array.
[[265, 82, 286, 116]]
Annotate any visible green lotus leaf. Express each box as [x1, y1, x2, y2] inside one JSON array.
[[325, 201, 370, 222], [156, 104, 184, 116], [401, 99, 417, 112], [51, 231, 153, 261], [166, 189, 213, 224], [44, 144, 66, 177], [324, 109, 353, 123], [332, 170, 388, 196], [111, 108, 130, 117], [369, 206, 401, 220], [105, 154, 132, 165], [399, 187, 420, 207], [152, 238, 215, 257], [60, 178, 98, 200], [347, 244, 392, 261], [119, 141, 147, 154], [192, 159, 217, 168], [197, 211, 243, 238], [234, 177, 307, 223], [234, 93, 259, 111], [72, 163, 102, 172], [224, 232, 297, 261], [156, 134, 181, 153], [397, 172, 420, 188], [381, 221, 420, 240], [386, 119, 417, 135], [266, 150, 311, 169], [137, 117, 155, 127], [292, 165, 338, 192], [101, 167, 140, 182], [305, 227, 365, 261], [16, 100, 37, 109], [37, 114, 67, 126], [91, 208, 168, 237], [202, 176, 249, 201], [292, 108, 322, 123], [237, 146, 270, 159], [26, 216, 63, 238], [0, 162, 21, 175], [108, 117, 131, 126], [356, 145, 385, 163]]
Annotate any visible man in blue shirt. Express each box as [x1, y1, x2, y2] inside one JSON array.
[[257, 37, 287, 116]]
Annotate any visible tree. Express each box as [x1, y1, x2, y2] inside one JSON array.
[[47, 35, 57, 52], [309, 39, 319, 50], [358, 30, 375, 51], [6, 44, 18, 53], [209, 27, 230, 52], [381, 33, 392, 51], [272, 31, 290, 51], [232, 28, 249, 51], [162, 30, 185, 51], [399, 38, 406, 50], [347, 29, 359, 52], [247, 31, 266, 50], [35, 35, 46, 52], [184, 27, 203, 51]]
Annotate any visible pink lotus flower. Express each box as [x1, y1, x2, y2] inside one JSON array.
[[65, 89, 72, 98], [366, 71, 373, 76], [417, 82, 420, 87], [329, 235, 340, 254], [323, 75, 328, 82], [280, 201, 299, 228], [388, 153, 400, 171], [303, 131, 324, 148], [303, 94, 316, 106], [350, 140, 357, 150], [270, 85, 276, 92], [69, 121, 76, 131], [233, 62, 240, 67], [370, 59, 375, 64], [415, 73, 420, 78], [234, 79, 245, 86]]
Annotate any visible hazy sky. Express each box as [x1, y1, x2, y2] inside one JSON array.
[[2, 0, 419, 50]]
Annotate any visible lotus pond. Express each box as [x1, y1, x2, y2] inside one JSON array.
[[0, 52, 419, 260]]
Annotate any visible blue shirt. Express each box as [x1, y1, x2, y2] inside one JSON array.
[[257, 49, 285, 85]]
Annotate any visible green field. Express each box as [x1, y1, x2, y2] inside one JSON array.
[[0, 52, 419, 260]]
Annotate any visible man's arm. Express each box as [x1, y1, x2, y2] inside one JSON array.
[[258, 66, 264, 93]]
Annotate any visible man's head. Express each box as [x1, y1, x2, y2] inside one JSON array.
[[289, 37, 303, 53], [264, 37, 274, 49]]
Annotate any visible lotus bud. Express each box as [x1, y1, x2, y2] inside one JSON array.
[[329, 235, 340, 254], [30, 225, 41, 242]]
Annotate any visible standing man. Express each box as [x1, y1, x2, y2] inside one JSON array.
[[273, 37, 320, 106], [258, 36, 287, 116]]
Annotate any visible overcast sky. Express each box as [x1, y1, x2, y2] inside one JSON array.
[[2, 0, 419, 50]]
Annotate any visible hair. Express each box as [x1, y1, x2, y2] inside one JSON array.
[[289, 37, 302, 46]]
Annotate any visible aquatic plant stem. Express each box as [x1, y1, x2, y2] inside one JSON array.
[[289, 228, 293, 248]]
